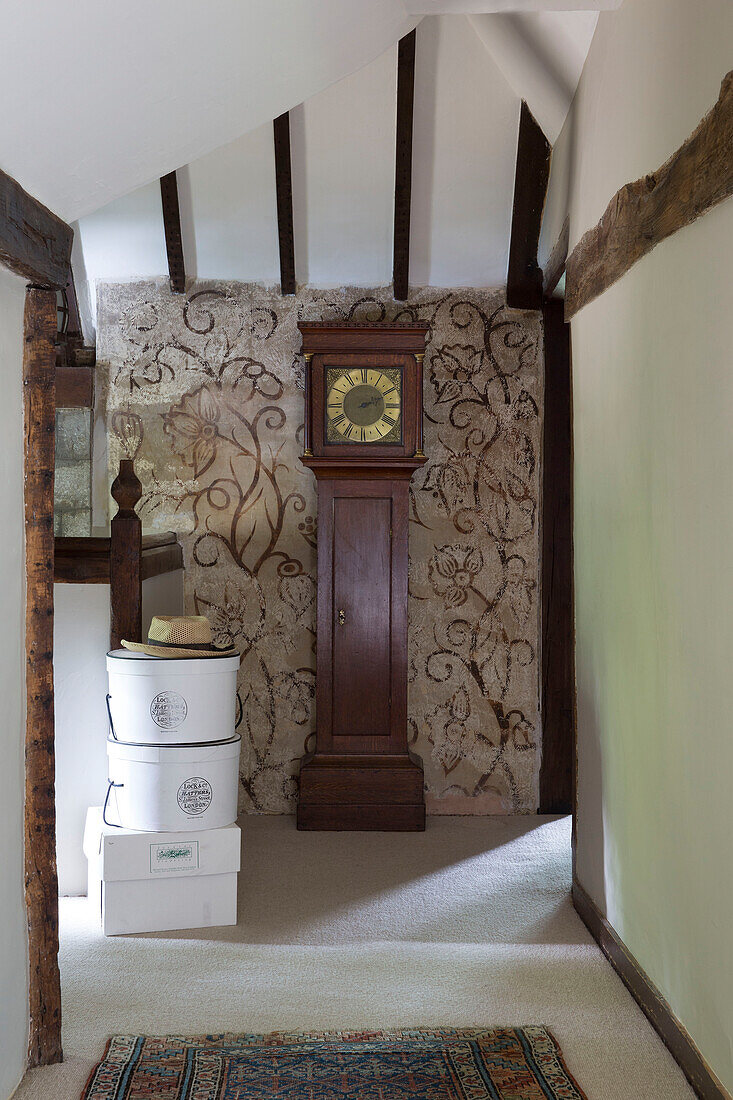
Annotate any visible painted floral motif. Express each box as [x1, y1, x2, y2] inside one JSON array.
[[99, 281, 542, 814]]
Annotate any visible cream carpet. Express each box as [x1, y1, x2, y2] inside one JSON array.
[[14, 815, 694, 1099]]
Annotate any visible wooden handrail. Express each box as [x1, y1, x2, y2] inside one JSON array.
[[54, 531, 182, 582], [53, 460, 183, 648]]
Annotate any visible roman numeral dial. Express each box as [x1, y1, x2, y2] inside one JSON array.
[[325, 367, 402, 444]]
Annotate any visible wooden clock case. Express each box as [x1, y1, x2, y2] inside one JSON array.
[[297, 321, 428, 831]]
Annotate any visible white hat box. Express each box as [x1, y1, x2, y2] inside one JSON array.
[[83, 807, 241, 935], [105, 735, 241, 832], [106, 649, 240, 746]]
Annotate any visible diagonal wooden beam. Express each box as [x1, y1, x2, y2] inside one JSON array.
[[393, 28, 416, 302], [273, 112, 296, 296], [0, 167, 72, 287], [24, 287, 63, 1068], [542, 216, 569, 298], [159, 171, 186, 293], [506, 101, 551, 310], [566, 69, 733, 320]]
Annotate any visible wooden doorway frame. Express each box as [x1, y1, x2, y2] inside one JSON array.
[[1, 165, 72, 1068]]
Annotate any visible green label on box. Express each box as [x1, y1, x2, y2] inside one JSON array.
[[149, 840, 199, 873]]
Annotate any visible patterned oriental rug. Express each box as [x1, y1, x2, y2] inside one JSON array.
[[81, 1028, 588, 1100]]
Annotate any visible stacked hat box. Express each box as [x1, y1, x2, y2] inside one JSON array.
[[86, 616, 243, 936]]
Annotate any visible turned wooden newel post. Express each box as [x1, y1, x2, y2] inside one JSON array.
[[110, 459, 143, 650], [23, 286, 63, 1067]]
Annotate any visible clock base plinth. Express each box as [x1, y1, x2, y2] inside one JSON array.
[[297, 754, 425, 831]]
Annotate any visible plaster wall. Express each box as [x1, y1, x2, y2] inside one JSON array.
[[0, 266, 28, 1099], [97, 280, 543, 816], [543, 0, 733, 1089]]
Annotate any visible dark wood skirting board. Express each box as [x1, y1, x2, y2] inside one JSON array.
[[0, 167, 72, 287], [539, 299, 574, 813], [506, 101, 551, 310], [573, 880, 732, 1100], [23, 287, 63, 1066], [565, 69, 733, 320]]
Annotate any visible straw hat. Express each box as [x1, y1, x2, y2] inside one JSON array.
[[121, 615, 238, 660]]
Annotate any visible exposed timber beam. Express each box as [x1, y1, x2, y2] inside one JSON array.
[[273, 112, 296, 296], [539, 297, 574, 813], [542, 216, 569, 297], [393, 28, 416, 301], [159, 171, 186, 294], [506, 101, 551, 310], [56, 364, 94, 408], [23, 287, 63, 1067], [566, 69, 733, 320], [0, 168, 72, 287]]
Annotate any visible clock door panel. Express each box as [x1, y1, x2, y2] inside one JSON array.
[[331, 496, 392, 746]]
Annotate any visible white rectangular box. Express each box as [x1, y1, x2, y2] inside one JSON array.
[[83, 807, 240, 936]]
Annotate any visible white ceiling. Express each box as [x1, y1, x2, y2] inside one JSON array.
[[469, 10, 600, 141], [0, 0, 417, 222], [2, 0, 612, 225]]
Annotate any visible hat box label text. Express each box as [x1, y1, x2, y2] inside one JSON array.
[[150, 690, 188, 729]]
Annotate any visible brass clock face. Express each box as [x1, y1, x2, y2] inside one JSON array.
[[325, 367, 402, 444]]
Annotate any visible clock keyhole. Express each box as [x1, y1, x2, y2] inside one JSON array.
[[338, 609, 346, 627]]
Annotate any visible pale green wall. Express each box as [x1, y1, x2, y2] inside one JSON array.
[[543, 0, 733, 1090]]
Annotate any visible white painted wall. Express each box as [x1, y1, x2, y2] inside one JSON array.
[[55, 572, 184, 896], [0, 266, 28, 1099], [54, 584, 111, 897], [76, 16, 526, 311], [411, 15, 518, 287], [295, 45, 397, 286], [543, 0, 733, 1090]]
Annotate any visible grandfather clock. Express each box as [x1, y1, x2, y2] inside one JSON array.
[[297, 322, 428, 831]]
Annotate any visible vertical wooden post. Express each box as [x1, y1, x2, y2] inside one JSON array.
[[23, 286, 63, 1067], [273, 112, 296, 296], [393, 29, 416, 302], [539, 298, 574, 813], [110, 459, 143, 650]]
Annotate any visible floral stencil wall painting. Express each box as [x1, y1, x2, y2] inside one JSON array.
[[98, 282, 543, 814]]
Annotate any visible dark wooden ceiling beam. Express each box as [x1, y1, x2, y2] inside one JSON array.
[[506, 101, 551, 311], [273, 112, 296, 296], [393, 28, 417, 302], [566, 69, 733, 319], [159, 170, 186, 293], [0, 167, 72, 287]]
